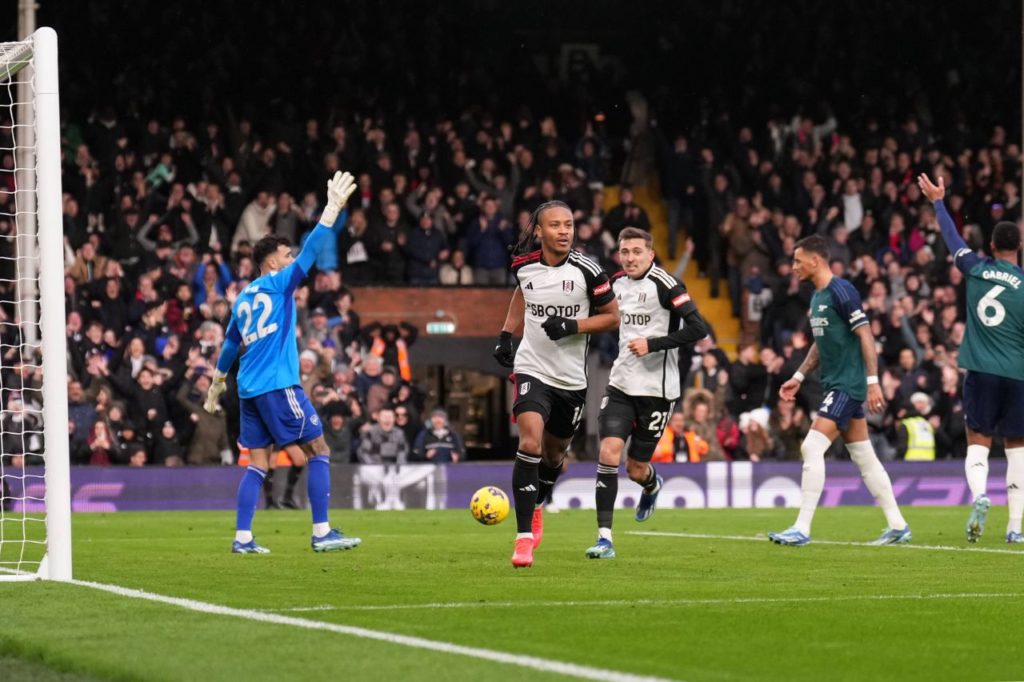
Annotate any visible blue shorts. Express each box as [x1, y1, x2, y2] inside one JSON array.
[[963, 370, 1024, 438], [816, 388, 865, 431], [240, 386, 323, 449]]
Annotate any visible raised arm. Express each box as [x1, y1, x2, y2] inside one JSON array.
[[182, 214, 200, 245], [290, 172, 356, 278], [136, 215, 160, 251], [292, 208, 348, 275], [899, 308, 923, 364], [918, 173, 980, 273], [464, 163, 493, 195]]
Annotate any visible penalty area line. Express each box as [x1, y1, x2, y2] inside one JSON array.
[[624, 530, 1024, 555], [67, 578, 678, 682]]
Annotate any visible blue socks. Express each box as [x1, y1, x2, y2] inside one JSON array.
[[236, 466, 267, 534], [237, 458, 332, 541], [308, 455, 331, 526]]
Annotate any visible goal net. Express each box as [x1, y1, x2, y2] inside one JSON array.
[[0, 28, 71, 581]]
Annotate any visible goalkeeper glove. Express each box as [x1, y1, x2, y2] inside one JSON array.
[[203, 370, 227, 413], [319, 171, 357, 227], [541, 316, 578, 341], [493, 331, 516, 368]]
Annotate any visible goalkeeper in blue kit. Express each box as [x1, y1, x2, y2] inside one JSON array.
[[205, 171, 360, 554]]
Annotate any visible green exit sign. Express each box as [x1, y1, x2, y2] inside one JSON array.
[[426, 321, 456, 335]]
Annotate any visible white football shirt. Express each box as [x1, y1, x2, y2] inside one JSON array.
[[608, 265, 692, 400], [511, 250, 614, 390]]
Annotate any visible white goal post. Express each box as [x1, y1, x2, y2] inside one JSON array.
[[0, 27, 72, 581]]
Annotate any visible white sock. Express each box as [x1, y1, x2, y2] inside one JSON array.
[[598, 527, 613, 541], [965, 444, 990, 501], [1006, 447, 1024, 535], [234, 530, 253, 544], [516, 532, 534, 541], [794, 430, 831, 535], [847, 440, 906, 530], [312, 522, 331, 537]]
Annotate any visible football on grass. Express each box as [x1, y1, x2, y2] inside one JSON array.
[[470, 486, 510, 525]]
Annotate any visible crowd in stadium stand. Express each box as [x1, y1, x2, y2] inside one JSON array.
[[39, 98, 1018, 465], [1, 0, 1015, 465], [654, 113, 1021, 464]]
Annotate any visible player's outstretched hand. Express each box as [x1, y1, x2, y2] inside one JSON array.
[[331, 171, 360, 208], [320, 171, 357, 226], [778, 377, 801, 402], [328, 171, 357, 208], [493, 331, 516, 368], [204, 370, 227, 413], [917, 173, 945, 202], [866, 383, 886, 415], [541, 316, 578, 341]]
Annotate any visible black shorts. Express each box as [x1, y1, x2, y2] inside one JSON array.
[[963, 370, 1024, 438], [512, 373, 586, 439], [816, 388, 865, 432], [598, 386, 675, 462]]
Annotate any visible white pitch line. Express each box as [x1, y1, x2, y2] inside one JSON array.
[[267, 591, 1024, 613], [68, 579, 677, 682], [624, 530, 1024, 555]]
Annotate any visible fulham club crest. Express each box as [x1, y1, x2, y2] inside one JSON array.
[[562, 280, 575, 294]]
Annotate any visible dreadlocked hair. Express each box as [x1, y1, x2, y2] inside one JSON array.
[[511, 200, 573, 256]]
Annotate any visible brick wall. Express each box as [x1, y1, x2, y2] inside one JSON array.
[[350, 287, 513, 338]]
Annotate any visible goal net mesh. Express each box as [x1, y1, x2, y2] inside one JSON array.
[[0, 37, 48, 578]]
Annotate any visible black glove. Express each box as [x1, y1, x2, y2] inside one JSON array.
[[541, 316, 578, 341], [493, 331, 515, 368]]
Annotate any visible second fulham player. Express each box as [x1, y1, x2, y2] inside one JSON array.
[[587, 227, 708, 559], [493, 200, 619, 568]]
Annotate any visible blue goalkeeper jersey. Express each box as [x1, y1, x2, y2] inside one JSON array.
[[228, 266, 302, 399], [217, 215, 343, 399]]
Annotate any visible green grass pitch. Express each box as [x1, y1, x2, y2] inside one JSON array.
[[1, 506, 1022, 681]]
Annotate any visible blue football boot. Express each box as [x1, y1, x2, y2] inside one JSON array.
[[232, 539, 271, 554], [869, 527, 912, 545], [768, 527, 811, 546], [966, 494, 990, 543], [312, 528, 362, 552], [634, 474, 664, 522], [584, 537, 616, 559]]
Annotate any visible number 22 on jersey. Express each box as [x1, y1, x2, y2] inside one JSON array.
[[237, 293, 279, 344]]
